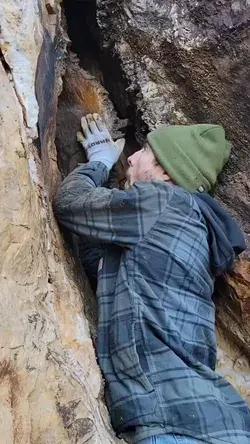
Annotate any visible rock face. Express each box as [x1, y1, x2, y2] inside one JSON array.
[[97, 0, 250, 356], [0, 0, 250, 442], [0, 1, 122, 443]]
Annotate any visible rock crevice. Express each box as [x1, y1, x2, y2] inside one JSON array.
[[0, 1, 249, 443]]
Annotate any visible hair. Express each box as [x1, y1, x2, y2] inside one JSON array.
[[145, 142, 159, 166], [145, 142, 152, 152]]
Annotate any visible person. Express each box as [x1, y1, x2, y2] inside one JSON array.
[[53, 113, 250, 444]]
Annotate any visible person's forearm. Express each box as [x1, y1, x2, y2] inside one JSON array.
[[53, 161, 120, 243], [60, 161, 109, 192], [53, 161, 109, 224], [53, 157, 164, 247]]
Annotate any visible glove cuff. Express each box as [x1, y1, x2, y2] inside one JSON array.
[[88, 155, 113, 171]]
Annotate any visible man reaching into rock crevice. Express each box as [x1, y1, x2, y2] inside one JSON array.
[[54, 113, 250, 444]]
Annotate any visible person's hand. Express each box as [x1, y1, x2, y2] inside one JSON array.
[[77, 113, 125, 171]]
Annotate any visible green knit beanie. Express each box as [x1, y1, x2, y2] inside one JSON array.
[[147, 124, 231, 193]]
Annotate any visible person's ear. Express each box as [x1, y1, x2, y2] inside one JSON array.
[[163, 172, 171, 182]]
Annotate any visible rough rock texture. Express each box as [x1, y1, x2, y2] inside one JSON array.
[[1, 1, 250, 442], [0, 1, 122, 442], [217, 330, 250, 405], [97, 0, 250, 356]]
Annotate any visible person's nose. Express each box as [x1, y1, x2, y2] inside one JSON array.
[[128, 149, 142, 166], [127, 155, 133, 166]]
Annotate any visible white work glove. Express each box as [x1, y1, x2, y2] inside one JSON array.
[[77, 113, 125, 171]]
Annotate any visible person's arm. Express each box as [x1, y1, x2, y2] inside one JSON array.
[[53, 161, 169, 247]]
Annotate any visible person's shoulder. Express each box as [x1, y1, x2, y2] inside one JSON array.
[[122, 181, 200, 211], [165, 183, 200, 213], [128, 180, 196, 203], [131, 180, 173, 193], [118, 181, 175, 210]]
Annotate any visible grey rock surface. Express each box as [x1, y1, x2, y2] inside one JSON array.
[[97, 0, 250, 387]]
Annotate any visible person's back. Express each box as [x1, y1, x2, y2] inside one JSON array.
[[53, 113, 250, 444]]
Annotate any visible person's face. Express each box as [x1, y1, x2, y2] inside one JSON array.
[[125, 144, 171, 188]]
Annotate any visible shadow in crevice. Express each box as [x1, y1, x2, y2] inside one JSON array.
[[55, 0, 144, 334], [63, 0, 142, 157]]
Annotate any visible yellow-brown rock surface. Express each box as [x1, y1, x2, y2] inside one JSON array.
[[0, 1, 249, 443], [0, 1, 122, 442]]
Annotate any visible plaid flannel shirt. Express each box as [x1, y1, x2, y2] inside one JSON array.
[[54, 161, 250, 444]]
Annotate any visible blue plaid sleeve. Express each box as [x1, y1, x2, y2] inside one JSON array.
[[53, 161, 172, 246]]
